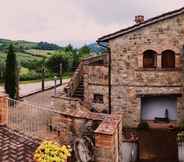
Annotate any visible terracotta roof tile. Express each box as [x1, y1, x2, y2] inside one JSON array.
[[0, 126, 40, 162]]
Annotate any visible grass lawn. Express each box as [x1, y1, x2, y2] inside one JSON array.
[[0, 72, 72, 85], [0, 51, 43, 63], [25, 49, 55, 58]]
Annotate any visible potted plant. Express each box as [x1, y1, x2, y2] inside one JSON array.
[[122, 125, 139, 162], [34, 141, 72, 162], [177, 131, 184, 162]]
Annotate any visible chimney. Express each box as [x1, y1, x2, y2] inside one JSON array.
[[135, 15, 144, 24]]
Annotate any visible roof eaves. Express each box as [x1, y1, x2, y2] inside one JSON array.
[[97, 6, 184, 42]]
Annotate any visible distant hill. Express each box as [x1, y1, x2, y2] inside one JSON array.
[[0, 39, 62, 51], [87, 43, 106, 54], [0, 39, 62, 66]]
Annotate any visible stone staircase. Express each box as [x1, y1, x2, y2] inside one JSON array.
[[64, 54, 108, 100], [72, 77, 84, 100]]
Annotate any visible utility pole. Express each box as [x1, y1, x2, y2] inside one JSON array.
[[59, 63, 62, 85], [42, 65, 45, 91]]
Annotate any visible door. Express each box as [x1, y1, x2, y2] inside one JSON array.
[[141, 96, 177, 121]]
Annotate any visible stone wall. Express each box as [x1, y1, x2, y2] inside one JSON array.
[[109, 13, 184, 127], [53, 96, 82, 111], [48, 110, 122, 162], [95, 115, 122, 162], [83, 65, 109, 112], [0, 93, 122, 162]]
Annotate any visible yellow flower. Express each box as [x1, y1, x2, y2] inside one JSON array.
[[34, 140, 72, 162]]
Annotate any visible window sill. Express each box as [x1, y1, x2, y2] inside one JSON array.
[[93, 102, 104, 104], [136, 67, 182, 71]]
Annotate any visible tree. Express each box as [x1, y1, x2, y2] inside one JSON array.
[[0, 61, 5, 82], [5, 44, 17, 99], [64, 44, 74, 52], [45, 51, 71, 74], [78, 45, 90, 59], [72, 51, 80, 70]]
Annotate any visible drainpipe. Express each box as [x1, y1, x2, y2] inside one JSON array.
[[97, 41, 111, 114]]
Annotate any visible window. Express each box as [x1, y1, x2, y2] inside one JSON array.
[[161, 50, 175, 68], [93, 94, 104, 104], [143, 50, 157, 68]]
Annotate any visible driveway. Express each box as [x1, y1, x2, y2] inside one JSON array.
[[0, 79, 69, 97]]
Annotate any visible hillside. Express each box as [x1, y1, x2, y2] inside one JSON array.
[[0, 39, 38, 51], [0, 38, 105, 82], [0, 39, 62, 62], [87, 43, 105, 54]]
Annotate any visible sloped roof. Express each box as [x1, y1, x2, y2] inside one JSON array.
[[97, 7, 184, 42], [0, 126, 40, 162]]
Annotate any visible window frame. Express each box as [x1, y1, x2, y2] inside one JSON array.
[[93, 94, 104, 104], [161, 50, 175, 69], [143, 50, 157, 69]]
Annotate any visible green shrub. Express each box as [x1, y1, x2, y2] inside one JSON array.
[[137, 121, 150, 131], [177, 131, 184, 142], [20, 70, 41, 81], [179, 119, 184, 130]]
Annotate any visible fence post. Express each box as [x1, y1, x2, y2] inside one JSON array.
[[42, 66, 45, 91], [60, 63, 62, 85], [0, 93, 8, 125]]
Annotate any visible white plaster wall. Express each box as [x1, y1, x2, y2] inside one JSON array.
[[141, 96, 177, 120]]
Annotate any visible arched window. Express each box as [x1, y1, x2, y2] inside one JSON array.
[[143, 50, 157, 68], [161, 50, 175, 68]]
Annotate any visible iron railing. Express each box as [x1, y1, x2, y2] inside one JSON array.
[[6, 98, 64, 140]]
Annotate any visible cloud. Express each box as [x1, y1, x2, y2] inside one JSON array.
[[0, 0, 184, 46]]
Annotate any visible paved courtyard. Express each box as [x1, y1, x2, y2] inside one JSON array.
[[23, 81, 68, 108]]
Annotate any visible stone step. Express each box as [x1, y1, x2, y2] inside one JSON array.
[[75, 88, 84, 90], [74, 91, 84, 95], [71, 77, 84, 100]]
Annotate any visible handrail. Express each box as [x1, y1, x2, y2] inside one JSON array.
[[65, 54, 108, 97]]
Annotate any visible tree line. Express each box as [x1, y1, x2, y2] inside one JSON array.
[[0, 44, 91, 83]]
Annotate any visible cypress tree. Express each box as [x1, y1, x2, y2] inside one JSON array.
[[5, 44, 17, 99]]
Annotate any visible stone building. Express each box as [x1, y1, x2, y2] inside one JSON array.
[[97, 7, 184, 128], [64, 7, 184, 161], [66, 7, 184, 129]]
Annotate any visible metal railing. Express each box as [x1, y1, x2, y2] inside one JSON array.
[[6, 98, 64, 140]]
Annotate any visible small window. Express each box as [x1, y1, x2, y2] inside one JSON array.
[[143, 50, 157, 68], [93, 94, 104, 104], [161, 50, 175, 68]]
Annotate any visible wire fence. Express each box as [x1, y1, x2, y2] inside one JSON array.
[[7, 98, 64, 140]]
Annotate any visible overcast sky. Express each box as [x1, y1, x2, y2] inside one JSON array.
[[1, 0, 184, 46]]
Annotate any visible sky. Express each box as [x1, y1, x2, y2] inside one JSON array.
[[1, 0, 184, 47]]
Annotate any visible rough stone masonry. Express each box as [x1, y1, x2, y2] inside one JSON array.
[[97, 10, 184, 127]]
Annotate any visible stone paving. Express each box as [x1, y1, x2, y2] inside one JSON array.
[[23, 82, 67, 108]]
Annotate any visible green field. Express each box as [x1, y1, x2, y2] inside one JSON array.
[[0, 51, 43, 62], [0, 38, 94, 83], [25, 49, 55, 57]]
